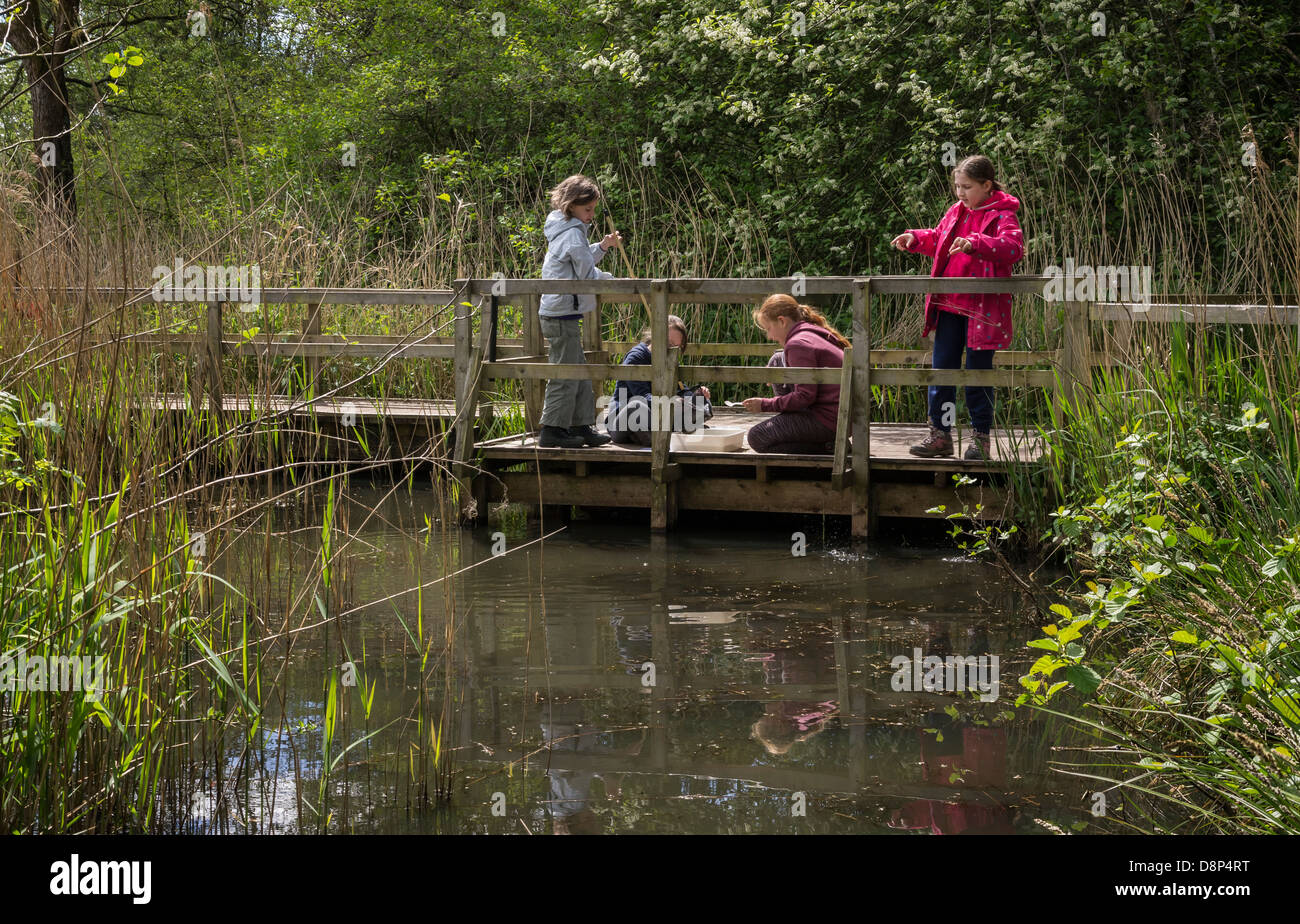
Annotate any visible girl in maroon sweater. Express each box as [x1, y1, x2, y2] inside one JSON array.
[[740, 294, 848, 453]]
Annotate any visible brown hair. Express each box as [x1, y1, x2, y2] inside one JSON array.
[[548, 174, 602, 217], [753, 294, 849, 349], [640, 314, 688, 350], [953, 154, 1002, 192]]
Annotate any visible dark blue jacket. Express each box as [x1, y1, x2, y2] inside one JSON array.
[[605, 341, 711, 422]]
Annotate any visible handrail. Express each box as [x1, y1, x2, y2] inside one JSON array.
[[53, 278, 1294, 537]]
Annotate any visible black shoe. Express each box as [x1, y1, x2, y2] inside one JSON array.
[[569, 424, 612, 447], [538, 426, 585, 448]]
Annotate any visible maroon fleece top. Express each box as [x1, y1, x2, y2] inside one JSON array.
[[759, 321, 845, 430]]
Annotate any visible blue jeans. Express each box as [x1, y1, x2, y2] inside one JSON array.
[[928, 310, 995, 433]]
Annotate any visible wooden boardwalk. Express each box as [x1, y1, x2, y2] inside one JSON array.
[[472, 411, 1044, 526], [80, 278, 1288, 535]]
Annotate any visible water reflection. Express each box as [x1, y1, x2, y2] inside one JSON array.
[[200, 484, 1097, 835]]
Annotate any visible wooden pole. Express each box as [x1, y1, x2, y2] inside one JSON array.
[[649, 280, 675, 531], [205, 299, 224, 425], [850, 279, 872, 538], [1058, 299, 1092, 417], [522, 291, 544, 433], [302, 301, 322, 395]]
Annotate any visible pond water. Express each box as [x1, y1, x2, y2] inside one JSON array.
[[194, 483, 1103, 835]]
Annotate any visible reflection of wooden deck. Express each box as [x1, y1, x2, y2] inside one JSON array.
[[472, 411, 1047, 524]]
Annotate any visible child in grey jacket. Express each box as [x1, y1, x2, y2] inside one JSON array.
[[537, 175, 622, 448]]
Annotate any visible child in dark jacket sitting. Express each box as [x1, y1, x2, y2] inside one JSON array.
[[603, 314, 712, 446]]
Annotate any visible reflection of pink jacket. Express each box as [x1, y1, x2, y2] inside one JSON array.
[[905, 190, 1024, 351]]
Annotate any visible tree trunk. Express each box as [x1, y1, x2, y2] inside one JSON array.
[[8, 0, 82, 219]]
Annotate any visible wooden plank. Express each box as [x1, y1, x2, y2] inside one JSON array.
[[870, 368, 1055, 387], [677, 364, 844, 384], [226, 341, 458, 359], [482, 361, 648, 382], [831, 346, 852, 490], [54, 286, 459, 305], [866, 276, 1050, 295], [489, 471, 653, 506], [870, 348, 1058, 366], [1091, 303, 1300, 324], [676, 477, 851, 515], [873, 481, 1012, 521], [851, 280, 871, 537], [606, 340, 777, 357], [465, 275, 1051, 299], [650, 280, 672, 530]]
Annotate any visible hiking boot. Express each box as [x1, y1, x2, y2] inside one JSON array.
[[568, 424, 612, 447], [963, 430, 993, 461], [538, 426, 585, 448], [909, 425, 954, 458]]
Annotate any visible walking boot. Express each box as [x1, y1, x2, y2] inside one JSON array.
[[538, 426, 585, 448], [963, 430, 993, 461], [909, 424, 954, 457], [568, 424, 612, 447]]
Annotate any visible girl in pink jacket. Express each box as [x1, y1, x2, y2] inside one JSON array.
[[892, 156, 1024, 460]]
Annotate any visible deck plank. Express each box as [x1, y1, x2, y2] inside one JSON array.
[[478, 415, 1045, 471]]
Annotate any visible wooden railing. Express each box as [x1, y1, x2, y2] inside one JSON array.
[[450, 276, 1067, 533], [63, 280, 1299, 532]]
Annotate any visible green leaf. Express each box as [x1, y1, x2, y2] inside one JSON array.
[[1065, 663, 1102, 697], [1027, 637, 1060, 651], [1049, 603, 1072, 621], [1170, 630, 1199, 644]]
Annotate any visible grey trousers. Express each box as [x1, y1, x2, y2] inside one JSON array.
[[540, 316, 594, 428]]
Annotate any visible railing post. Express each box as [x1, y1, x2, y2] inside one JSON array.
[[522, 291, 544, 432], [302, 301, 322, 395], [452, 284, 479, 501], [649, 280, 675, 531], [1057, 299, 1092, 416], [204, 298, 224, 423], [850, 279, 872, 538]]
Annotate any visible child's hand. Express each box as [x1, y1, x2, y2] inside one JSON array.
[[601, 230, 622, 252], [891, 232, 916, 251], [741, 397, 764, 413], [948, 236, 973, 255]]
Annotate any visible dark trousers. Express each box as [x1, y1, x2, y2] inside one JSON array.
[[748, 410, 836, 454], [928, 309, 995, 433]]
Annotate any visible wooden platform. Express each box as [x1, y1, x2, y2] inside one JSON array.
[[471, 411, 1047, 526], [477, 411, 1044, 473]]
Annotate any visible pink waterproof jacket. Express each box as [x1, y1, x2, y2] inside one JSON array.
[[905, 190, 1024, 351]]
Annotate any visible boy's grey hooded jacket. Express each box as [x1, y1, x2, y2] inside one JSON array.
[[540, 209, 612, 317]]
